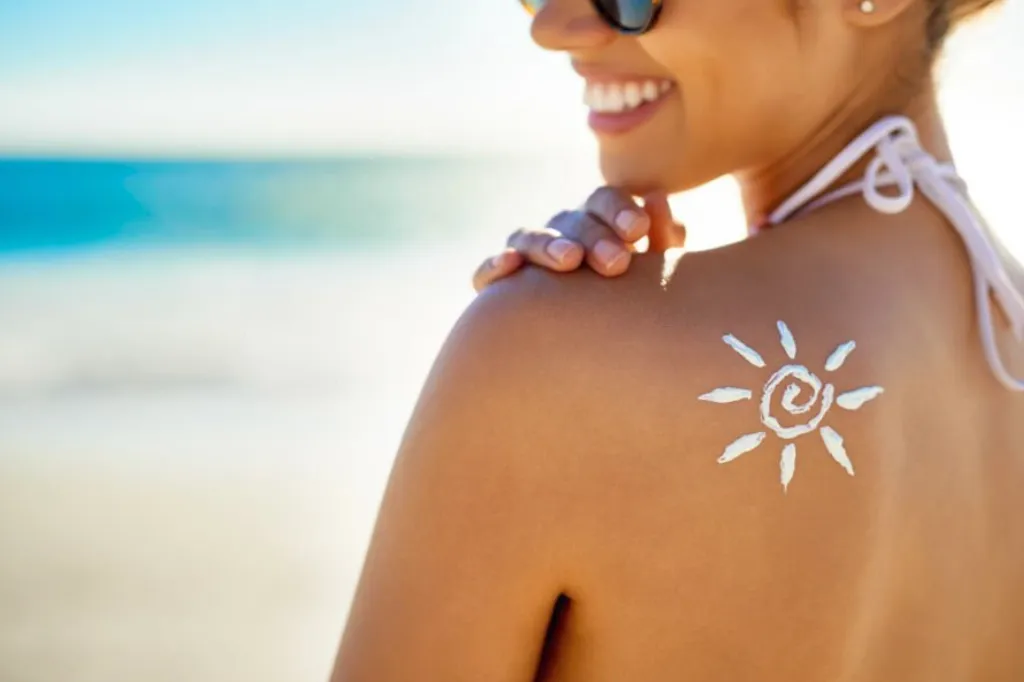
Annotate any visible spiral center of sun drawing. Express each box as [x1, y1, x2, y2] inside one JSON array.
[[698, 320, 884, 492]]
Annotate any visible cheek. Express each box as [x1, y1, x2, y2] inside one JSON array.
[[592, 3, 824, 191], [634, 15, 809, 175], [642, 10, 799, 118]]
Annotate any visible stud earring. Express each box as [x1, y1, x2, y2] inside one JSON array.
[[859, 0, 876, 12]]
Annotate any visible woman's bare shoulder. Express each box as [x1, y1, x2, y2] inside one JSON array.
[[435, 252, 747, 463], [461, 232, 904, 419]]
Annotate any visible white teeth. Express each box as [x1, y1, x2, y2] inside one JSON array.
[[604, 84, 625, 113], [624, 82, 642, 109], [585, 78, 674, 114], [642, 80, 659, 102]]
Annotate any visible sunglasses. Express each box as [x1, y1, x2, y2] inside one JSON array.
[[520, 0, 662, 35]]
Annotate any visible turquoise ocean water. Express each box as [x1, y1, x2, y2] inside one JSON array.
[[0, 157, 577, 252], [0, 155, 606, 472]]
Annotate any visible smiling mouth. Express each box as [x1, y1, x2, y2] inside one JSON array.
[[583, 78, 676, 136], [583, 79, 675, 115]]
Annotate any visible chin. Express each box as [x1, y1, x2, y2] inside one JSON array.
[[599, 148, 663, 195], [598, 147, 698, 196]]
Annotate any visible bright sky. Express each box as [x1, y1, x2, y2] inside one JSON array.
[[0, 0, 1019, 158], [0, 0, 587, 156]]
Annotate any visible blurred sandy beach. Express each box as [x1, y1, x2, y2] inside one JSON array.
[[0, 247, 477, 682], [0, 468, 350, 682]]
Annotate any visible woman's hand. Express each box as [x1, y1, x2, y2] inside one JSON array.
[[472, 188, 686, 292]]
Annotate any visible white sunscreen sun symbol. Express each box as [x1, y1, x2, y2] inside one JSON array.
[[699, 321, 884, 492]]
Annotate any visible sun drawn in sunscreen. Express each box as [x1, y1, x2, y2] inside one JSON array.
[[699, 321, 884, 492]]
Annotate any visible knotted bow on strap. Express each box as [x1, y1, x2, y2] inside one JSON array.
[[763, 116, 1024, 391]]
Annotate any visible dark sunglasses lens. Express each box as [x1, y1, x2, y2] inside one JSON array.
[[597, 0, 655, 31], [520, 0, 546, 15]]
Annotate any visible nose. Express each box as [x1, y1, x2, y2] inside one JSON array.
[[530, 0, 617, 52]]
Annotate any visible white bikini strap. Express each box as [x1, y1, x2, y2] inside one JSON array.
[[766, 116, 1024, 392]]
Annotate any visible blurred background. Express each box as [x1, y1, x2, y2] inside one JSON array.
[[0, 1, 1021, 680]]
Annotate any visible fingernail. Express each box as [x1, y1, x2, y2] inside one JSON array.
[[595, 239, 627, 269], [615, 210, 645, 238], [547, 239, 577, 263], [491, 252, 509, 268]]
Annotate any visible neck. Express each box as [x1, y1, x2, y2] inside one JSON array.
[[735, 82, 954, 228]]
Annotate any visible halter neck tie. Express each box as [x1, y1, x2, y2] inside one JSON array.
[[762, 116, 1024, 392]]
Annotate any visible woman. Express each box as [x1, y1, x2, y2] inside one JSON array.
[[333, 0, 1024, 679]]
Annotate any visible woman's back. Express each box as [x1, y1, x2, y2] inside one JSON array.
[[498, 197, 1024, 681]]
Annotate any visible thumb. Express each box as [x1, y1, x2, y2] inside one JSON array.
[[641, 191, 686, 252]]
